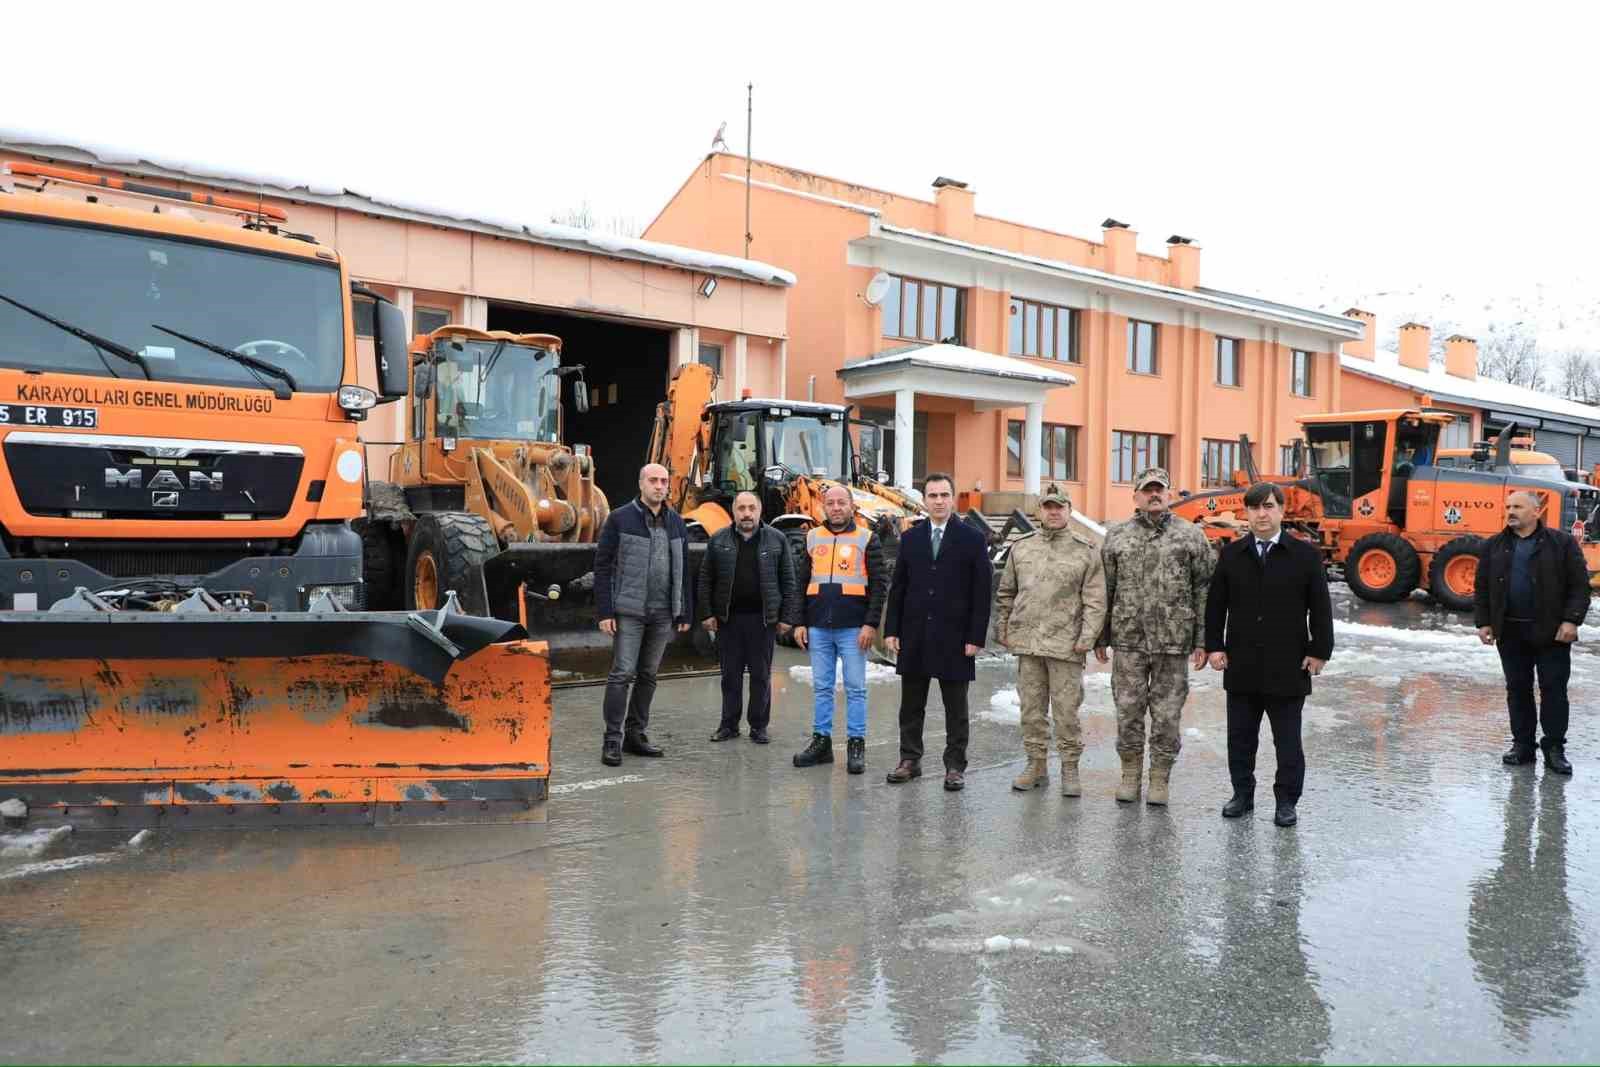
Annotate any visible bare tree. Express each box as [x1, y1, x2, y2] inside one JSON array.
[[1478, 326, 1547, 391], [549, 200, 643, 237], [550, 200, 597, 230], [1556, 348, 1600, 404]]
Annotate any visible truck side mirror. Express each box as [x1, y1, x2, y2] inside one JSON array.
[[573, 377, 591, 415], [373, 300, 411, 399]]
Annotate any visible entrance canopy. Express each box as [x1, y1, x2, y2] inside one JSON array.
[[838, 343, 1075, 493]]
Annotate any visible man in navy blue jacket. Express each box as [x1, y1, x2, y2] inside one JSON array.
[[593, 463, 693, 766], [884, 473, 992, 791]]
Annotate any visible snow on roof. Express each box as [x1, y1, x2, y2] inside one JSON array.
[[871, 223, 1361, 338], [1341, 347, 1600, 428], [0, 127, 796, 287], [841, 343, 1076, 386]]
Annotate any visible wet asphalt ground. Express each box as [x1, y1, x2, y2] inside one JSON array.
[[3, 586, 1599, 1064]]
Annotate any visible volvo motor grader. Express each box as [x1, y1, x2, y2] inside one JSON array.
[[1172, 409, 1600, 611], [0, 162, 552, 828], [358, 327, 619, 651]]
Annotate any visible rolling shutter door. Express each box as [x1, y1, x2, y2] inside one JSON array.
[[1540, 430, 1580, 468]]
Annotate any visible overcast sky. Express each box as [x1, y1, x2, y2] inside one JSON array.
[[11, 2, 1594, 328]]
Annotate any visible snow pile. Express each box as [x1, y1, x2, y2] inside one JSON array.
[[787, 662, 899, 688], [982, 687, 1023, 724], [1185, 727, 1204, 739], [0, 825, 71, 859], [0, 851, 120, 882]]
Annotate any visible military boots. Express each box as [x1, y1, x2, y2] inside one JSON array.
[[1146, 760, 1173, 806], [1115, 755, 1142, 803], [793, 733, 833, 768], [1059, 758, 1081, 797], [1012, 757, 1049, 791]]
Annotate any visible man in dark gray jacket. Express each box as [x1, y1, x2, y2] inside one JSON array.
[[697, 491, 801, 744], [594, 463, 693, 766]]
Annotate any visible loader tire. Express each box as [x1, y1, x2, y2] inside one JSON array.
[[1428, 535, 1485, 612], [405, 512, 496, 616], [776, 526, 812, 648], [1345, 532, 1421, 603], [354, 517, 403, 611]]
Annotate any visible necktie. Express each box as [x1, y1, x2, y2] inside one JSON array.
[[932, 527, 943, 560], [1257, 540, 1270, 561]]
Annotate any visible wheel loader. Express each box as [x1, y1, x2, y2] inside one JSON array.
[[0, 162, 552, 828], [1171, 409, 1600, 611]]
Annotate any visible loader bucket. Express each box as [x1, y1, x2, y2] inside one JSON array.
[[0, 594, 551, 829]]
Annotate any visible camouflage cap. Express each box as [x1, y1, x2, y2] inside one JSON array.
[[1038, 483, 1071, 506], [1134, 467, 1171, 489]]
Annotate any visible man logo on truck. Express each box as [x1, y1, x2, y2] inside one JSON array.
[[104, 468, 222, 491]]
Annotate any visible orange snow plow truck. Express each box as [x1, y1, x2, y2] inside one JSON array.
[[0, 162, 551, 828]]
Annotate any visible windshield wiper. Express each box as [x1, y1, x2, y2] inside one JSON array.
[[0, 290, 153, 380], [150, 324, 296, 399]]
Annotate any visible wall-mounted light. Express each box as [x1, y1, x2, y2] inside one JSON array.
[[697, 276, 718, 299]]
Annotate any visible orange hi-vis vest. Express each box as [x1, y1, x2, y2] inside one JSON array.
[[806, 521, 871, 598]]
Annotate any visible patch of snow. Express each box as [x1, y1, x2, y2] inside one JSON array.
[[549, 774, 647, 795], [984, 934, 1016, 953], [981, 687, 1022, 725], [0, 797, 27, 819], [1334, 619, 1495, 649], [1185, 727, 1204, 739], [0, 825, 71, 859], [0, 850, 120, 882], [788, 662, 899, 688], [125, 830, 154, 849]]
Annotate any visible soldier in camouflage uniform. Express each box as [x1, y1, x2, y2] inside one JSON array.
[[995, 484, 1107, 797], [1094, 467, 1213, 805]]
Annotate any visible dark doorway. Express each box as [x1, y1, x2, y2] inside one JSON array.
[[487, 304, 671, 510]]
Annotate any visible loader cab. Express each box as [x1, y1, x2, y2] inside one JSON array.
[[1300, 411, 1444, 523], [705, 400, 851, 518]]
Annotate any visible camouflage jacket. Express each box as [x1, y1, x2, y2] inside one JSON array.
[[995, 525, 1107, 659], [1099, 510, 1213, 654]]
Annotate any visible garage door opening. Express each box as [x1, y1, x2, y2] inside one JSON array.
[[486, 304, 671, 510]]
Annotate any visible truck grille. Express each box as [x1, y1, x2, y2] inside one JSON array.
[[49, 547, 259, 579]]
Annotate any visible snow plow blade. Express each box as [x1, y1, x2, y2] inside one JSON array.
[[0, 593, 551, 829]]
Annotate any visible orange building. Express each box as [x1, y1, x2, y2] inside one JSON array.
[[647, 154, 1363, 520]]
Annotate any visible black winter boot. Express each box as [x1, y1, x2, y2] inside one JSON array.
[[793, 733, 834, 768], [847, 737, 866, 775]]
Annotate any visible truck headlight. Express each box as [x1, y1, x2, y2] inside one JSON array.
[[304, 583, 362, 609]]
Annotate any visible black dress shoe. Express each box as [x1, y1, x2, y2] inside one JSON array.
[[709, 726, 739, 742], [1503, 745, 1537, 766], [1221, 793, 1254, 819], [943, 770, 965, 792], [1274, 803, 1298, 827], [749, 728, 770, 744], [623, 734, 664, 757], [846, 737, 865, 775], [601, 738, 622, 767], [1544, 745, 1574, 775]]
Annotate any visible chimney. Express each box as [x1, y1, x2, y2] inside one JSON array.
[[932, 176, 974, 241], [1166, 235, 1200, 289], [1398, 322, 1432, 371], [1343, 307, 1376, 360], [1102, 218, 1136, 277], [1444, 334, 1478, 380]]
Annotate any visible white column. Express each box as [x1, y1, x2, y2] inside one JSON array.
[[1023, 400, 1044, 495], [461, 296, 489, 330], [734, 334, 748, 398], [894, 387, 915, 490], [674, 327, 694, 368], [776, 339, 788, 399], [396, 288, 416, 334]]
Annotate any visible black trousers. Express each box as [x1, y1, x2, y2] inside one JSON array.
[[898, 675, 970, 771], [1226, 691, 1306, 804], [1497, 620, 1571, 750], [717, 611, 776, 732]]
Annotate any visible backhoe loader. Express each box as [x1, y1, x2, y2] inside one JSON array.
[[0, 161, 551, 828]]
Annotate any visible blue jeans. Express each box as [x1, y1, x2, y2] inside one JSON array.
[[810, 626, 867, 739]]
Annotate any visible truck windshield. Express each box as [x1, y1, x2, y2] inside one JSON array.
[[1515, 462, 1568, 481], [434, 339, 560, 442], [766, 414, 846, 477], [0, 216, 344, 392]]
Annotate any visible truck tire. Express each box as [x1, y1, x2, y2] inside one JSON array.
[[777, 526, 811, 648], [404, 512, 496, 616], [1345, 532, 1421, 603], [1428, 535, 1485, 612], [353, 518, 403, 611]]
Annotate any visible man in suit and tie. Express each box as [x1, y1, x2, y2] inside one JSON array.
[[1204, 481, 1334, 827], [884, 472, 993, 791]]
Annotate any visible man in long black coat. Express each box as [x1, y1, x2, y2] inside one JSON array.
[[1204, 481, 1334, 827], [884, 472, 992, 791]]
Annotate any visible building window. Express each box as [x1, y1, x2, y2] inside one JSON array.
[[1279, 444, 1298, 475], [1007, 299, 1079, 362], [1007, 420, 1079, 481], [1216, 337, 1242, 387], [415, 306, 452, 337], [883, 275, 965, 343], [1291, 349, 1314, 397], [1111, 430, 1171, 484], [1201, 438, 1249, 487], [1126, 320, 1159, 374], [698, 342, 724, 375], [1440, 417, 1473, 450]]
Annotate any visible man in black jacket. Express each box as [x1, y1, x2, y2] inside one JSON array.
[[884, 473, 992, 792], [593, 463, 693, 766], [1205, 482, 1334, 827], [1475, 490, 1588, 774], [697, 491, 801, 744]]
